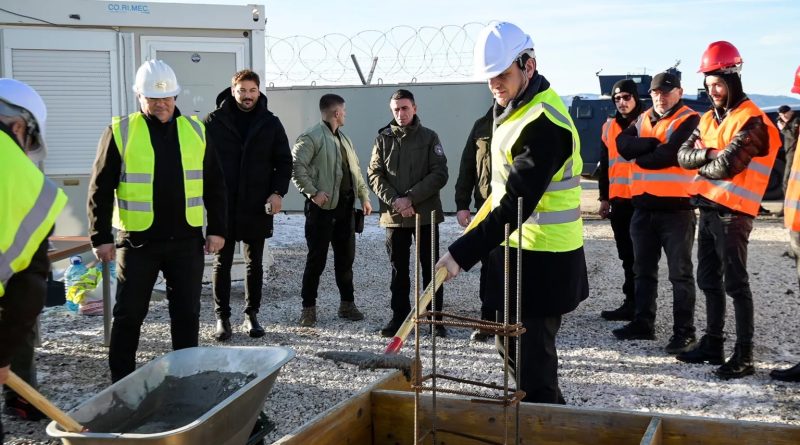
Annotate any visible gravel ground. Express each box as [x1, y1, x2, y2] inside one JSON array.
[[3, 212, 800, 444]]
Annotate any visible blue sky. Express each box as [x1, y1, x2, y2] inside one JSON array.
[[151, 0, 800, 96]]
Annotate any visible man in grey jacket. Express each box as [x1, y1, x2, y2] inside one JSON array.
[[292, 94, 372, 327], [368, 89, 448, 338]]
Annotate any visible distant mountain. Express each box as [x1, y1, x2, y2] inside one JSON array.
[[560, 94, 800, 109]]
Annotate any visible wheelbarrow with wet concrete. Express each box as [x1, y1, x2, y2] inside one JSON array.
[[46, 346, 294, 445]]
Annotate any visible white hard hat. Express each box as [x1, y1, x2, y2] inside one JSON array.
[[0, 78, 47, 160], [473, 22, 535, 80], [133, 59, 181, 98]]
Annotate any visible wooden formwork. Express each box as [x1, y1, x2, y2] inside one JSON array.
[[272, 371, 800, 445]]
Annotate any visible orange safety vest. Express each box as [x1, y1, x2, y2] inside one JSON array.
[[785, 139, 800, 230], [630, 106, 699, 198], [693, 100, 780, 217], [602, 118, 633, 200]]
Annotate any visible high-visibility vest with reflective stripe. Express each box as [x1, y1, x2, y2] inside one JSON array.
[[0, 131, 67, 297], [693, 101, 781, 217], [785, 139, 800, 230], [491, 87, 583, 252], [630, 106, 699, 198], [111, 112, 206, 231], [602, 118, 633, 199]]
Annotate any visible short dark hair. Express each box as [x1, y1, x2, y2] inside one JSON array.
[[319, 93, 345, 112], [231, 69, 260, 88], [390, 89, 415, 104], [779, 105, 792, 114]]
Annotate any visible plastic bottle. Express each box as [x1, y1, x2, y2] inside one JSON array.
[[96, 260, 117, 279], [64, 256, 87, 312]]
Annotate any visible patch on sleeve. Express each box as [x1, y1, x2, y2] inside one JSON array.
[[433, 143, 445, 157]]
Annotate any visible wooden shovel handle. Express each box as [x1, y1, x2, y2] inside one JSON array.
[[6, 371, 84, 433]]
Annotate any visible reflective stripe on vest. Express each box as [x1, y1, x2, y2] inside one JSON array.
[[0, 132, 67, 297], [602, 118, 633, 199], [111, 112, 206, 231], [630, 105, 699, 198], [785, 140, 800, 230], [693, 100, 781, 217], [490, 87, 583, 252]]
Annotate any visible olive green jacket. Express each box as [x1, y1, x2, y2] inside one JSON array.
[[368, 116, 448, 227], [291, 121, 370, 210]]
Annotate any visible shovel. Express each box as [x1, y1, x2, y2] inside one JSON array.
[[317, 197, 493, 371], [5, 370, 85, 433]]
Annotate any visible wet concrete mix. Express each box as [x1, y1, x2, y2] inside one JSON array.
[[85, 370, 255, 434]]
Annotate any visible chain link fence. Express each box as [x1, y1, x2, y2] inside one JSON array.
[[264, 22, 488, 87]]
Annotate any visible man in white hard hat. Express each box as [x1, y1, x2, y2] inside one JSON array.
[[0, 78, 67, 439], [437, 22, 588, 403], [88, 60, 227, 382]]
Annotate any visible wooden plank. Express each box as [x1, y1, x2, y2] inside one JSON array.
[[641, 417, 662, 445], [370, 390, 800, 445], [272, 371, 407, 445]]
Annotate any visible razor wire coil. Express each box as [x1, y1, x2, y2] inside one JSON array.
[[264, 23, 488, 86]]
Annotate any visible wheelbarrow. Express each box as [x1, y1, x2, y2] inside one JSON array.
[[46, 346, 294, 445]]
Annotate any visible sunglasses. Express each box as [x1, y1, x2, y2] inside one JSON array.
[[613, 94, 633, 102]]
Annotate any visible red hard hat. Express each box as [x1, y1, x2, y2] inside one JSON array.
[[793, 65, 800, 94], [698, 41, 743, 73]]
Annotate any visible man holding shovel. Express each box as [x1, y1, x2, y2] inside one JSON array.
[[436, 22, 588, 404], [0, 78, 67, 440]]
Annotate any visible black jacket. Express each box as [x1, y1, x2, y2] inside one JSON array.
[[88, 109, 227, 247], [454, 107, 492, 211], [617, 101, 700, 211], [204, 90, 292, 240], [448, 73, 588, 316]]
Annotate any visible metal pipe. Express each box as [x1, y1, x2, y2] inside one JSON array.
[[515, 197, 523, 444], [414, 214, 421, 445]]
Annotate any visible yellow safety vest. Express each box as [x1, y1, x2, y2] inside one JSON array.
[[111, 112, 206, 231], [0, 131, 67, 297], [491, 87, 583, 252]]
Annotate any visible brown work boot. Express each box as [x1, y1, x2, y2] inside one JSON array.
[[299, 306, 317, 327], [338, 301, 364, 321]]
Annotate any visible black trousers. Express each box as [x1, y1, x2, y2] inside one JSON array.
[[630, 208, 697, 336], [696, 208, 754, 345], [790, 231, 800, 287], [497, 314, 564, 404], [109, 237, 204, 382], [478, 257, 493, 321], [0, 241, 47, 440], [609, 199, 635, 303], [301, 193, 356, 307], [385, 224, 443, 321], [212, 237, 265, 318]]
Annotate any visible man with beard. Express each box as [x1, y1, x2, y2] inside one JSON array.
[[676, 41, 780, 379], [204, 69, 292, 340], [597, 79, 642, 321]]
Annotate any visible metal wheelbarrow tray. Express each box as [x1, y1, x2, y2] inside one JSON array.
[[47, 346, 294, 445]]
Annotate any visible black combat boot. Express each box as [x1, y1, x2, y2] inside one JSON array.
[[214, 318, 232, 342], [600, 299, 635, 321], [770, 362, 800, 382], [714, 343, 754, 379], [244, 312, 266, 338], [676, 334, 724, 365]]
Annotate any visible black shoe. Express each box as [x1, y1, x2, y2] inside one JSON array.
[[470, 329, 492, 342], [714, 343, 754, 380], [4, 395, 45, 421], [758, 205, 770, 216], [600, 301, 635, 321], [243, 313, 266, 338], [676, 334, 724, 365], [612, 321, 655, 340], [433, 325, 448, 338], [380, 318, 404, 337], [664, 334, 696, 354], [770, 362, 800, 382], [214, 318, 232, 342]]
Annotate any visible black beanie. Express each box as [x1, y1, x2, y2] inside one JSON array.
[[704, 71, 745, 110], [611, 79, 642, 118]]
